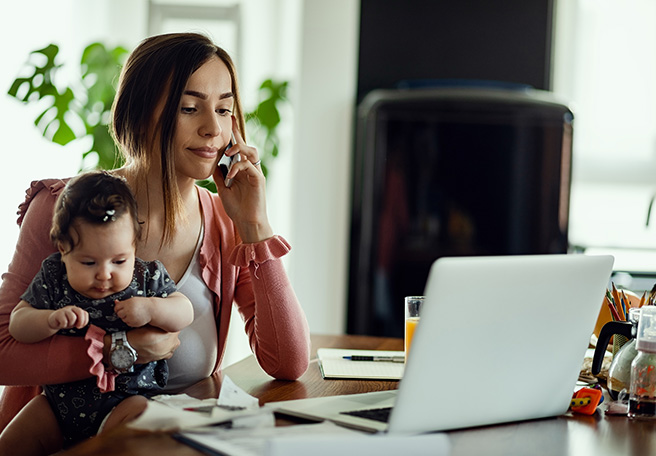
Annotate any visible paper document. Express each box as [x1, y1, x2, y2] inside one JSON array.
[[128, 375, 262, 431], [175, 421, 362, 456], [176, 420, 451, 456], [218, 375, 260, 410], [317, 348, 405, 380]]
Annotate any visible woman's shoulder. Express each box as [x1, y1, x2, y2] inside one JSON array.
[[17, 178, 69, 226]]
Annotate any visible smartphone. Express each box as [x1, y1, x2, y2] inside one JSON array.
[[218, 132, 240, 187]]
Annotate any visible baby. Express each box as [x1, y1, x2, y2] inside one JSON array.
[[0, 171, 193, 454]]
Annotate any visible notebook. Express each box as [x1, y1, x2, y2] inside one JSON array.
[[317, 348, 405, 380], [270, 254, 614, 434]]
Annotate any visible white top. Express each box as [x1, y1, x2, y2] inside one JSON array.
[[163, 224, 218, 392]]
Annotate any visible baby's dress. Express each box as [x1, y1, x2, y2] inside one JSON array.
[[21, 253, 177, 446]]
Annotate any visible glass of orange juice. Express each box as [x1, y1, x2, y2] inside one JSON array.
[[404, 296, 424, 361]]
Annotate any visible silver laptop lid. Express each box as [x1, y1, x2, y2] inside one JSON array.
[[389, 254, 614, 434]]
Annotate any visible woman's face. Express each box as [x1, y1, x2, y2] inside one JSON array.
[[173, 56, 235, 181]]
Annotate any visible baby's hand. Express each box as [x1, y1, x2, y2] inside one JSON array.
[[114, 297, 153, 328], [48, 306, 89, 330]]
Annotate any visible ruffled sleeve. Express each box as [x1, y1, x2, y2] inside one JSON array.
[[228, 235, 291, 267], [85, 325, 117, 393], [16, 179, 67, 226]]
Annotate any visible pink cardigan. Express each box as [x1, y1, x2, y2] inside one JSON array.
[[0, 179, 310, 431]]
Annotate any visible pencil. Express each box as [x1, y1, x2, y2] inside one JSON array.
[[609, 288, 626, 321], [621, 290, 630, 319], [605, 295, 622, 321], [342, 355, 405, 363], [606, 289, 621, 320], [611, 283, 622, 311], [648, 283, 656, 306], [606, 289, 615, 306], [639, 291, 646, 308]]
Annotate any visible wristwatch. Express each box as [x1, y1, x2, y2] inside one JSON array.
[[109, 330, 138, 373]]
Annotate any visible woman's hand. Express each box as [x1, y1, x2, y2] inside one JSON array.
[[104, 326, 180, 365], [214, 116, 274, 243]]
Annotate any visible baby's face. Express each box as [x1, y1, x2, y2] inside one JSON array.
[[60, 214, 136, 300]]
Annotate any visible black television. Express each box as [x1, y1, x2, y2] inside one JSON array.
[[347, 85, 573, 337]]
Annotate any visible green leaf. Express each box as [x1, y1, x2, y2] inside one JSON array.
[[196, 179, 217, 193], [81, 43, 127, 126], [255, 99, 280, 130], [8, 77, 30, 98], [51, 121, 76, 145], [7, 44, 62, 103], [87, 123, 122, 170], [38, 43, 60, 64]]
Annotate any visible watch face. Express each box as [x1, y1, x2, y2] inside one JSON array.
[[111, 347, 136, 370]]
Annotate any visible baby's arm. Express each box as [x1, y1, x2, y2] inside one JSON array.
[[113, 292, 194, 332], [9, 300, 90, 343]]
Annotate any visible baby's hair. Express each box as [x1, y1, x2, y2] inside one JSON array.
[[50, 171, 141, 253]]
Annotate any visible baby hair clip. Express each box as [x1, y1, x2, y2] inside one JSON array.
[[103, 209, 116, 222]]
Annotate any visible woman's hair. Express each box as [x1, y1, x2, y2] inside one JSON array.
[[110, 32, 246, 244], [51, 171, 141, 254]]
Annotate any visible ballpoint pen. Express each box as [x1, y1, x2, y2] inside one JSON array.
[[342, 355, 405, 363]]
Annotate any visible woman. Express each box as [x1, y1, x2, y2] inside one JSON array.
[[0, 32, 310, 433]]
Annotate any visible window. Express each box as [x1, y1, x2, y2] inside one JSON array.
[[554, 0, 656, 276], [148, 0, 241, 64]]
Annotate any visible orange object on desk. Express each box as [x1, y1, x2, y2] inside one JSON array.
[[404, 317, 419, 356], [593, 289, 641, 337], [570, 387, 603, 415]]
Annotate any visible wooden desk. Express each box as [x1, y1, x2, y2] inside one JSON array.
[[62, 334, 656, 456]]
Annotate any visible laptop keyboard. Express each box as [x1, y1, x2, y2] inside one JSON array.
[[340, 406, 392, 423]]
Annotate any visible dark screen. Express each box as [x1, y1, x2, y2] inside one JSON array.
[[348, 88, 572, 336]]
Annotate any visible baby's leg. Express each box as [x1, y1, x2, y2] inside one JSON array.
[[99, 395, 148, 433], [0, 394, 63, 456]]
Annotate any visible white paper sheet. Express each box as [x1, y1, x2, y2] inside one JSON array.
[[317, 348, 405, 380], [176, 421, 451, 456], [127, 375, 263, 431], [175, 421, 365, 456]]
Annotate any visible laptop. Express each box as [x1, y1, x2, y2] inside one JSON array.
[[270, 254, 614, 434]]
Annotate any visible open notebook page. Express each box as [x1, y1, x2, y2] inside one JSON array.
[[317, 348, 405, 380]]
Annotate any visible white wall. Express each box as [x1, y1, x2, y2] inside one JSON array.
[[287, 0, 360, 335]]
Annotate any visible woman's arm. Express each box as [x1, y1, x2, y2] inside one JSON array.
[[0, 180, 94, 385], [209, 124, 310, 379], [230, 236, 311, 381], [101, 326, 181, 366], [9, 301, 89, 344]]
